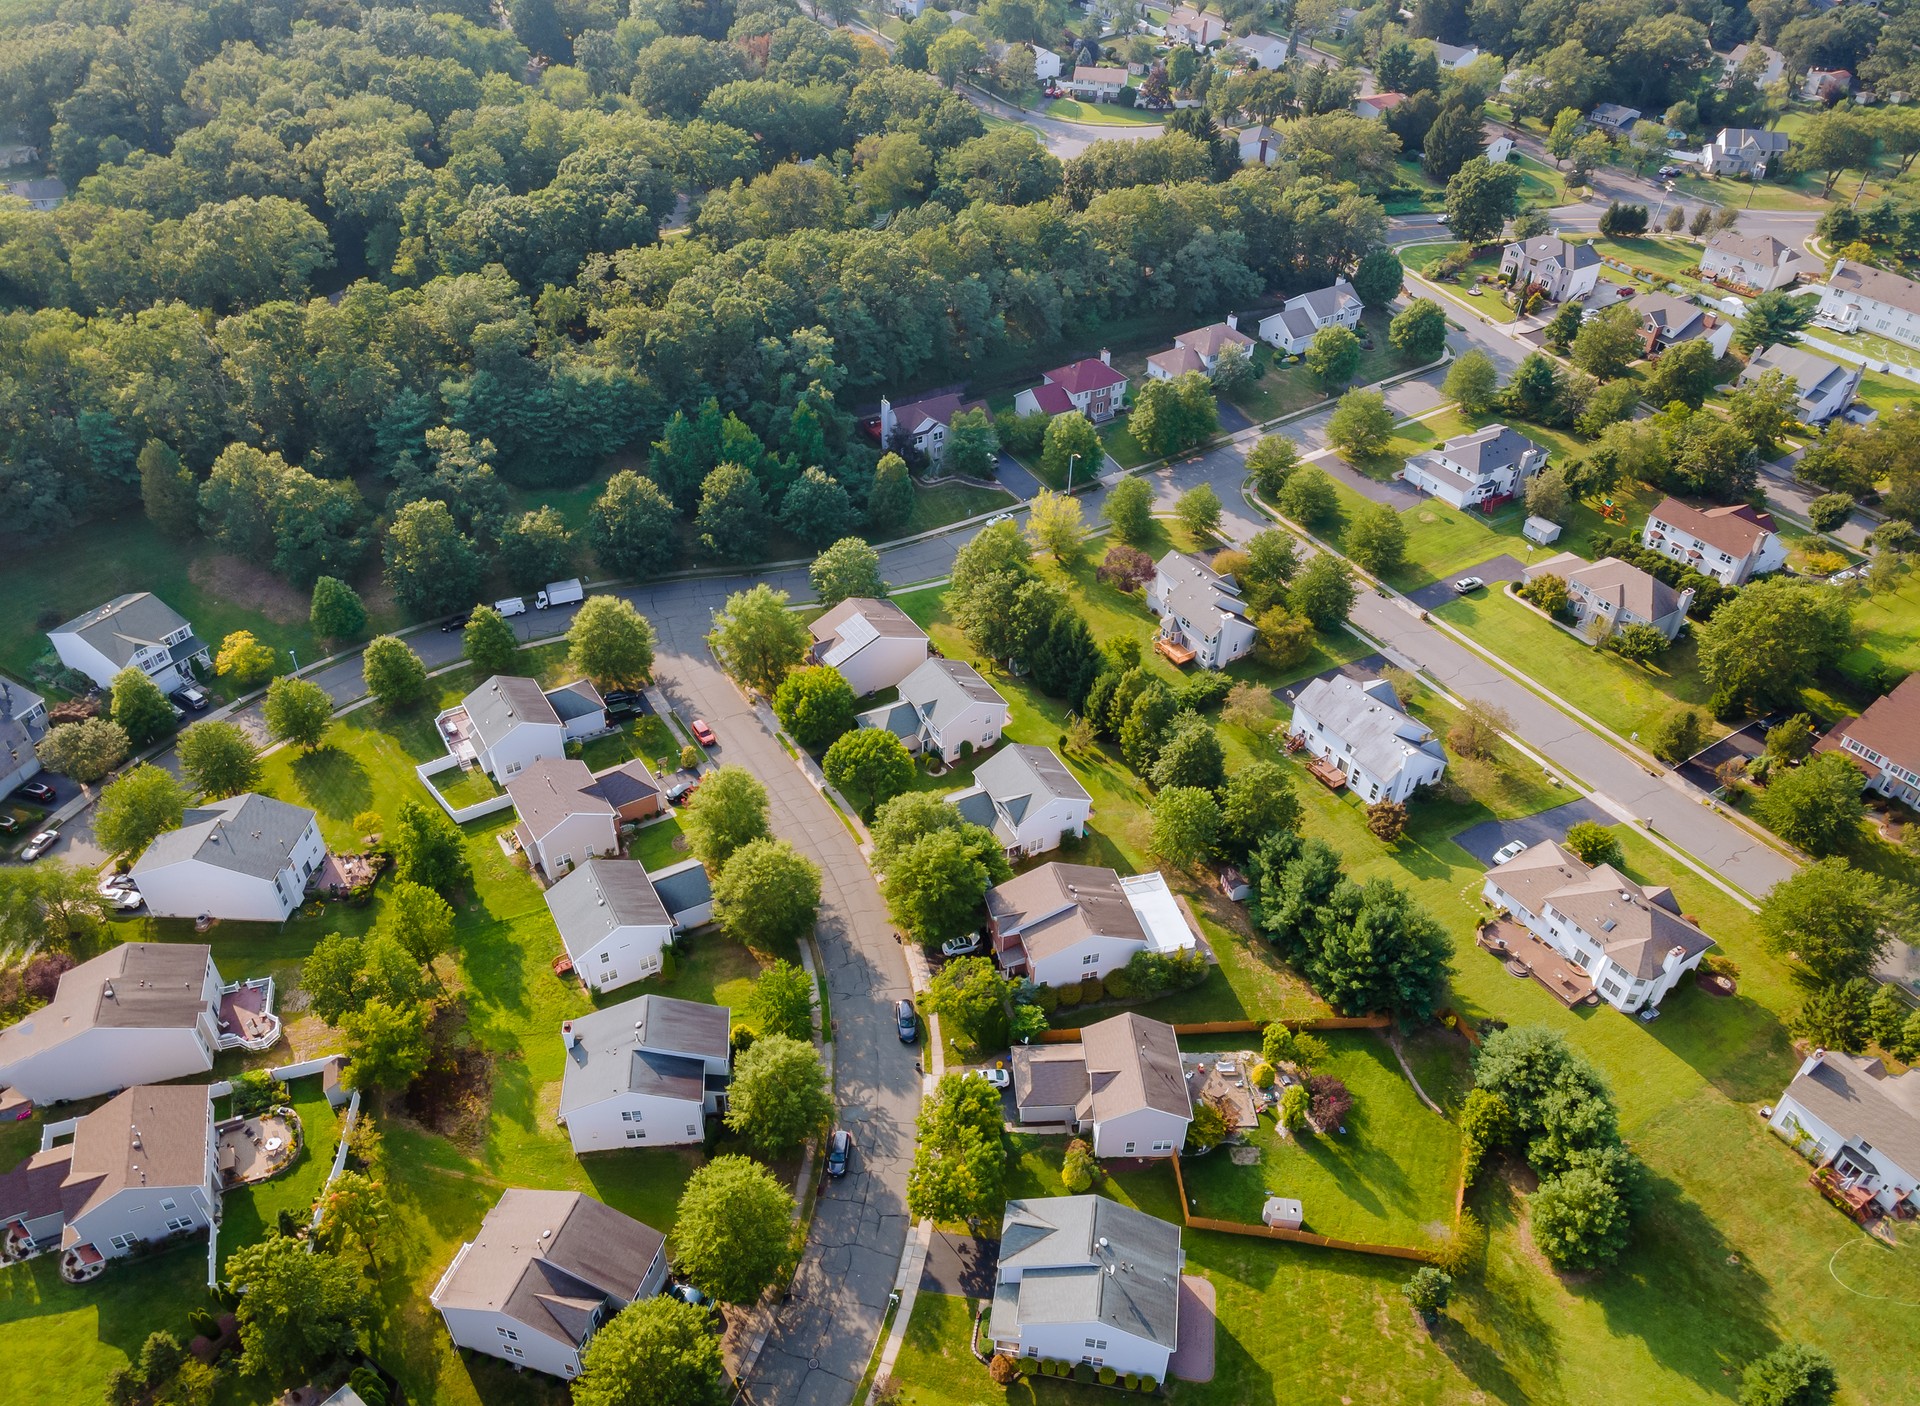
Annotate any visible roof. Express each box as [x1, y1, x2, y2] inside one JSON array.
[[1740, 344, 1856, 403], [1425, 423, 1543, 479], [1509, 235, 1601, 271], [1826, 260, 1920, 317], [1637, 291, 1710, 342], [973, 744, 1090, 818], [888, 392, 979, 435], [1785, 1053, 1920, 1175], [1647, 497, 1777, 558], [1154, 550, 1248, 627], [987, 863, 1147, 961], [1433, 40, 1478, 62], [1291, 676, 1444, 783], [1713, 126, 1789, 156], [898, 658, 1006, 734], [506, 758, 616, 840], [1013, 1044, 1091, 1110], [1073, 65, 1129, 84], [4, 178, 65, 201], [1706, 230, 1799, 267], [810, 597, 927, 667], [0, 943, 213, 1066], [433, 1189, 665, 1346], [994, 1196, 1182, 1349], [0, 1146, 75, 1227], [1486, 841, 1714, 979], [1821, 673, 1920, 775], [1535, 554, 1686, 622], [1045, 357, 1128, 394], [63, 1085, 210, 1222], [1024, 381, 1075, 416], [544, 679, 605, 724], [1590, 102, 1641, 124], [589, 758, 660, 811], [558, 994, 729, 1115], [1289, 280, 1362, 319], [648, 858, 713, 919], [52, 593, 192, 670], [132, 792, 316, 883], [1147, 345, 1207, 378], [1358, 90, 1407, 109], [546, 859, 670, 957], [1080, 1012, 1192, 1124], [462, 675, 562, 752]]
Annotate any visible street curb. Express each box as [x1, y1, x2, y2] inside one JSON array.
[[863, 1219, 933, 1406]]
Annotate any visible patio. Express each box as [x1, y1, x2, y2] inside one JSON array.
[[216, 1111, 301, 1187], [1476, 918, 1597, 1008], [1184, 1052, 1261, 1131], [215, 978, 281, 1052]]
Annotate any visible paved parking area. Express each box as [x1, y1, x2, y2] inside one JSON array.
[[1677, 722, 1769, 795], [921, 1231, 999, 1299], [994, 453, 1043, 501], [1450, 797, 1617, 868], [1406, 555, 1528, 611]]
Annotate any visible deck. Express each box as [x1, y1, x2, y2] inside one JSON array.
[[216, 978, 281, 1052], [1303, 755, 1347, 791], [1476, 919, 1595, 1008], [1155, 635, 1197, 666]]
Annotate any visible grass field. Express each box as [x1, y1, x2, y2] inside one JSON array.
[[1398, 243, 1520, 323], [1041, 97, 1162, 126]]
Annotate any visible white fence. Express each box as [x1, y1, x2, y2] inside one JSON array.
[[415, 752, 517, 824]]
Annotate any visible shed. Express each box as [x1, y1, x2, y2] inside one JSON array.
[[1218, 865, 1251, 902], [1261, 1196, 1304, 1230], [1523, 516, 1563, 545]]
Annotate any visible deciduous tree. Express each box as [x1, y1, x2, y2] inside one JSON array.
[[1150, 785, 1220, 867], [309, 577, 366, 642], [36, 718, 128, 783], [709, 583, 809, 696], [1102, 475, 1154, 543], [1305, 325, 1363, 389], [589, 470, 679, 580], [362, 635, 428, 710], [567, 595, 656, 690], [94, 764, 188, 858], [725, 1033, 832, 1153], [714, 838, 821, 948], [1444, 349, 1499, 415], [809, 537, 884, 607], [671, 1156, 796, 1305], [462, 606, 519, 678], [110, 666, 175, 746], [264, 677, 332, 750], [773, 667, 857, 751], [682, 765, 770, 867], [884, 823, 1010, 946], [574, 1298, 728, 1406], [746, 959, 816, 1042], [390, 799, 470, 894], [1289, 554, 1356, 629], [1175, 482, 1223, 539], [823, 727, 916, 815], [1326, 389, 1394, 463], [225, 1236, 368, 1378], [216, 631, 278, 690], [1389, 298, 1449, 362], [177, 719, 261, 799], [341, 997, 431, 1092]]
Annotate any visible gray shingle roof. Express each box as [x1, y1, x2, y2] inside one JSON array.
[[54, 593, 193, 670], [1291, 676, 1444, 784], [1740, 344, 1857, 408], [545, 859, 670, 958], [1706, 230, 1795, 266], [131, 793, 315, 882], [558, 994, 729, 1115], [898, 658, 1006, 732], [1511, 235, 1601, 271], [994, 1195, 1182, 1350], [1636, 291, 1708, 342], [1486, 841, 1714, 978], [1533, 553, 1685, 623], [1417, 423, 1543, 480], [1154, 551, 1248, 628], [1080, 1012, 1192, 1123], [1784, 1053, 1920, 1176], [1826, 259, 1920, 317], [647, 858, 713, 920], [463, 675, 561, 753], [809, 598, 928, 665], [973, 745, 1090, 814], [987, 863, 1147, 962], [1713, 127, 1789, 158], [506, 758, 615, 840], [0, 943, 213, 1066], [544, 679, 605, 724]]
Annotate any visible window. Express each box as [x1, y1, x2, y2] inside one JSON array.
[[504, 1346, 525, 1359], [686, 1124, 698, 1138], [622, 1110, 633, 1120], [1124, 1141, 1136, 1154], [165, 1216, 194, 1232], [110, 1234, 136, 1250], [1151, 1140, 1174, 1152], [497, 1327, 518, 1340], [1082, 953, 1099, 966], [1084, 1338, 1108, 1350], [160, 1198, 177, 1212], [625, 1128, 646, 1140], [600, 952, 611, 963]]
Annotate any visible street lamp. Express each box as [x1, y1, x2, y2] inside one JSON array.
[[1067, 452, 1081, 493]]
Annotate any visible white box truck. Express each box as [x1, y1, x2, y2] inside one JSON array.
[[535, 578, 584, 610]]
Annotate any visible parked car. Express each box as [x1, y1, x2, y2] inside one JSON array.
[[968, 1067, 1011, 1089], [603, 688, 643, 713], [22, 829, 58, 860], [96, 872, 135, 898], [664, 774, 699, 804], [1453, 576, 1485, 593], [106, 887, 143, 911], [690, 718, 717, 748], [1657, 165, 1680, 179], [895, 999, 919, 1044], [986, 512, 1014, 526], [665, 1281, 710, 1307], [439, 610, 472, 632], [1492, 839, 1529, 865], [17, 780, 55, 803], [940, 933, 982, 958], [0, 814, 15, 833], [170, 685, 209, 711], [825, 1128, 854, 1177]]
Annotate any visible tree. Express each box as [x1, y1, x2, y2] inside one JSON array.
[[1738, 1344, 1839, 1406], [1791, 109, 1874, 195], [1242, 530, 1301, 608], [1443, 157, 1522, 245], [1309, 877, 1452, 1019], [1546, 108, 1582, 166], [1366, 799, 1409, 842], [1150, 785, 1220, 868], [1571, 304, 1643, 381], [463, 607, 519, 678], [381, 880, 455, 972], [1041, 411, 1103, 491], [823, 728, 916, 814], [225, 1235, 368, 1377], [1401, 1266, 1454, 1322], [780, 468, 857, 547], [110, 666, 176, 747], [0, 863, 113, 952], [1543, 300, 1585, 353], [1026, 488, 1087, 564], [1176, 482, 1223, 540], [810, 537, 884, 608], [589, 470, 679, 580], [567, 596, 656, 691], [1246, 436, 1302, 499], [1759, 751, 1866, 855], [1151, 712, 1226, 792], [1444, 349, 1499, 415], [1647, 706, 1707, 763], [1424, 101, 1487, 183], [384, 499, 482, 617], [1523, 572, 1570, 616], [868, 454, 915, 534], [929, 27, 985, 87], [695, 462, 768, 560], [885, 824, 1010, 946], [140, 441, 198, 538], [726, 1033, 832, 1153], [1759, 857, 1910, 983], [1102, 475, 1154, 544], [1290, 555, 1356, 629], [1389, 299, 1449, 362], [1645, 339, 1723, 411], [924, 956, 1014, 1048], [216, 631, 278, 690], [574, 1298, 728, 1406], [746, 959, 816, 1042], [313, 1167, 394, 1273], [36, 718, 128, 783], [908, 1073, 1006, 1226], [1735, 290, 1817, 353], [264, 677, 333, 750], [1348, 502, 1409, 576], [1305, 325, 1363, 389], [499, 507, 576, 590], [1530, 1167, 1630, 1269], [1447, 699, 1511, 760], [1609, 622, 1670, 664], [1131, 373, 1217, 459], [1698, 579, 1853, 713], [715, 839, 822, 948], [310, 577, 366, 642], [362, 635, 428, 710], [94, 764, 188, 858], [341, 997, 431, 1092], [773, 667, 857, 751], [682, 766, 770, 868], [390, 799, 470, 894], [302, 933, 366, 1026], [1211, 342, 1255, 396], [709, 583, 810, 697], [870, 793, 965, 872], [1806, 493, 1854, 534], [177, 720, 261, 799], [1563, 821, 1623, 868], [1220, 761, 1301, 856], [1352, 246, 1405, 309], [1326, 389, 1394, 463], [671, 1155, 796, 1304]]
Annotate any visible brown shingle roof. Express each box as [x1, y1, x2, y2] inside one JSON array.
[[1819, 674, 1920, 775], [987, 863, 1147, 962], [1486, 842, 1713, 979], [0, 943, 211, 1064], [63, 1085, 209, 1221], [1648, 497, 1776, 558], [506, 758, 615, 841], [1079, 1013, 1193, 1122]]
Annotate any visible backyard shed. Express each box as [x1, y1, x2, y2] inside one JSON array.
[[1524, 516, 1563, 545]]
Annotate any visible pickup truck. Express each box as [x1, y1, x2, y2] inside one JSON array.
[[494, 597, 527, 617], [535, 578, 584, 610]]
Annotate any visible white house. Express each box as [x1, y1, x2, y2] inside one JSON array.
[[1483, 840, 1714, 1012], [1065, 65, 1128, 100], [1, 695, 42, 799], [506, 757, 619, 881], [438, 675, 568, 781], [1769, 1050, 1920, 1216], [1700, 230, 1817, 292], [545, 859, 675, 994], [1498, 234, 1602, 303], [0, 943, 227, 1105], [1235, 124, 1281, 166], [1163, 6, 1222, 45], [0, 1085, 218, 1264], [1587, 103, 1641, 135], [132, 792, 327, 924], [988, 1195, 1183, 1380], [857, 658, 1008, 764], [1014, 353, 1128, 423], [1400, 424, 1547, 510], [1803, 68, 1852, 102], [1700, 126, 1789, 178], [49, 593, 210, 692], [649, 858, 715, 932], [1815, 259, 1920, 350], [1815, 673, 1920, 807], [1635, 291, 1734, 359], [1486, 134, 1513, 163], [556, 996, 731, 1153], [1432, 40, 1481, 69], [1739, 343, 1863, 425], [544, 680, 608, 742], [986, 862, 1198, 988], [877, 391, 988, 469], [1288, 676, 1446, 805], [1147, 318, 1254, 380], [1145, 551, 1257, 669], [1642, 496, 1786, 585], [950, 744, 1092, 859], [431, 1188, 667, 1380], [1525, 553, 1694, 643], [1351, 91, 1407, 120], [1032, 45, 1063, 81], [1010, 1012, 1192, 1158], [808, 596, 930, 697], [1723, 43, 1786, 89], [1231, 34, 1290, 69], [1254, 278, 1364, 354]]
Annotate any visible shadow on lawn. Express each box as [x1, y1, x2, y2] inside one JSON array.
[[288, 742, 374, 821]]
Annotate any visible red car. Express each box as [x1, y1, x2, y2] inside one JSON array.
[[690, 718, 717, 748]]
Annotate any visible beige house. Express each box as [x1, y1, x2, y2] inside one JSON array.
[[1010, 1012, 1192, 1157], [507, 758, 619, 880], [1525, 553, 1694, 642], [1700, 231, 1816, 292]]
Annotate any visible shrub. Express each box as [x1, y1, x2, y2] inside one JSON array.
[[1249, 1059, 1275, 1088], [1080, 975, 1103, 1006], [1123, 1373, 1139, 1389], [1100, 1365, 1118, 1385], [1034, 983, 1060, 1013], [1054, 978, 1082, 1008], [1075, 1361, 1096, 1382], [1103, 967, 1135, 1000], [1063, 1138, 1098, 1192], [1015, 1357, 1038, 1376], [1307, 1073, 1353, 1131], [990, 1354, 1020, 1385], [1139, 1376, 1159, 1392]]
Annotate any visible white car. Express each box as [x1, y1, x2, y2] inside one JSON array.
[[940, 933, 983, 958], [1453, 576, 1485, 593], [969, 1068, 1011, 1089], [96, 873, 135, 898], [107, 888, 144, 911], [21, 829, 58, 861], [1492, 839, 1529, 865]]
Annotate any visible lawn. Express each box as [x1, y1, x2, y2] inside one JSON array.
[[215, 1075, 347, 1277], [1041, 97, 1163, 126], [1220, 311, 1413, 425], [906, 481, 1014, 538], [1399, 243, 1520, 323], [628, 814, 690, 871], [1839, 569, 1920, 687], [1585, 234, 1708, 288], [574, 713, 683, 776], [428, 764, 503, 808]]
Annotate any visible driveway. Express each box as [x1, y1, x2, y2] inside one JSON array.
[[920, 1231, 999, 1299], [1449, 797, 1619, 868], [1167, 1275, 1217, 1383], [1677, 722, 1770, 796], [1312, 450, 1423, 511], [994, 454, 1044, 502], [1406, 555, 1529, 611]]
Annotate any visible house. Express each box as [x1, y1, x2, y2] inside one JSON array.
[[1254, 277, 1364, 354], [430, 1188, 667, 1380], [1400, 423, 1547, 510], [1498, 234, 1602, 303], [0, 677, 46, 734], [1803, 68, 1852, 102], [1351, 91, 1407, 119], [1525, 553, 1695, 642], [507, 757, 619, 880], [589, 758, 664, 824], [1642, 497, 1786, 585], [1066, 65, 1128, 100], [1587, 103, 1642, 135], [0, 943, 231, 1105], [1738, 344, 1863, 425], [1147, 318, 1254, 380], [648, 858, 715, 931], [1635, 292, 1734, 358], [1814, 673, 1920, 807], [556, 995, 731, 1152], [1163, 6, 1222, 45], [986, 862, 1198, 987], [877, 392, 988, 469], [1768, 1050, 1920, 1216], [1032, 45, 1063, 82], [438, 675, 567, 781], [890, 0, 928, 14], [1700, 127, 1789, 178], [1145, 551, 1257, 669], [1700, 230, 1818, 291], [1231, 34, 1289, 68], [808, 596, 931, 697], [987, 1195, 1183, 1380], [3, 177, 66, 209], [1288, 676, 1446, 805], [1723, 43, 1786, 89], [0, 1085, 217, 1264], [545, 859, 675, 993], [1482, 840, 1714, 1012], [856, 658, 1008, 764], [1486, 134, 1513, 163], [544, 680, 608, 741], [0, 681, 42, 798], [1010, 1012, 1192, 1157], [49, 593, 210, 693], [1432, 41, 1481, 69], [1815, 260, 1920, 351], [1236, 124, 1281, 166], [1013, 353, 1129, 424], [950, 744, 1092, 859], [132, 792, 327, 923]]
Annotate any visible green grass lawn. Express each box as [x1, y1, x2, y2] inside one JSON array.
[[216, 1076, 347, 1277], [1041, 97, 1163, 126], [628, 815, 689, 871], [1584, 234, 1707, 287], [1399, 243, 1520, 323], [575, 713, 683, 776], [906, 481, 1013, 538], [428, 764, 503, 808], [1839, 571, 1920, 686]]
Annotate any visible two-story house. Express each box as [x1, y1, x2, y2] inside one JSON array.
[[1700, 230, 1817, 291], [1700, 126, 1790, 177], [1400, 424, 1547, 510], [1014, 354, 1129, 424], [1351, 91, 1407, 119], [1065, 65, 1128, 101], [1498, 235, 1602, 304], [877, 392, 989, 470], [1163, 6, 1223, 45], [3, 178, 66, 210], [1145, 551, 1257, 669], [1722, 43, 1786, 89], [556, 996, 731, 1153], [1236, 124, 1281, 166], [1587, 103, 1641, 136], [1642, 497, 1786, 585], [49, 593, 210, 693], [1636, 292, 1735, 359], [1011, 1013, 1193, 1158], [1815, 673, 1920, 807], [1738, 343, 1864, 425], [506, 758, 619, 881], [1483, 840, 1714, 1012], [1769, 1049, 1920, 1217], [1255, 277, 1364, 354], [132, 792, 327, 924], [950, 744, 1093, 859], [987, 862, 1198, 988], [1146, 318, 1254, 380], [431, 1188, 667, 1380], [437, 675, 568, 782], [545, 858, 676, 993], [1525, 554, 1695, 642], [1, 679, 45, 799], [1815, 259, 1920, 350], [1288, 676, 1447, 805], [856, 658, 1009, 764], [808, 596, 931, 697]]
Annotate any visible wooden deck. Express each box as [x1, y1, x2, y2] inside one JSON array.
[[1303, 755, 1347, 791], [1155, 635, 1197, 666], [1477, 919, 1595, 1008]]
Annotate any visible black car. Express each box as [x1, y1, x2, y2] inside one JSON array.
[[17, 780, 56, 804], [895, 998, 919, 1044], [826, 1128, 854, 1177], [439, 610, 473, 632], [603, 688, 644, 713], [170, 685, 209, 712]]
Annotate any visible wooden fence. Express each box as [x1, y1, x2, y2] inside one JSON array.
[[1169, 1154, 1439, 1264], [1439, 1009, 1483, 1047], [1038, 1014, 1390, 1043]]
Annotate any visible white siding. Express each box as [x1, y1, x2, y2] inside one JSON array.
[[1007, 1319, 1172, 1380], [438, 1304, 585, 1379], [0, 1025, 216, 1105], [1007, 795, 1093, 856], [1090, 1106, 1189, 1160], [531, 813, 620, 878], [833, 635, 930, 698], [483, 722, 568, 780], [929, 702, 1007, 764], [573, 924, 674, 993], [563, 1092, 709, 1153], [1029, 933, 1147, 989]]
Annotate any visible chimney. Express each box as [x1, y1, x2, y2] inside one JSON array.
[[562, 1020, 578, 1052], [1099, 348, 1111, 366], [879, 396, 895, 439], [1225, 312, 1238, 331]]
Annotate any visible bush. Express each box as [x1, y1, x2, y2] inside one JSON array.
[[1063, 1138, 1098, 1192], [1139, 1376, 1159, 1392], [1015, 1357, 1038, 1376], [1054, 978, 1082, 1008], [1074, 1361, 1096, 1382], [1100, 1365, 1117, 1385], [1034, 983, 1060, 1013], [1103, 967, 1134, 1000], [1249, 1059, 1275, 1088], [1079, 975, 1103, 1006], [990, 1354, 1020, 1386]]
